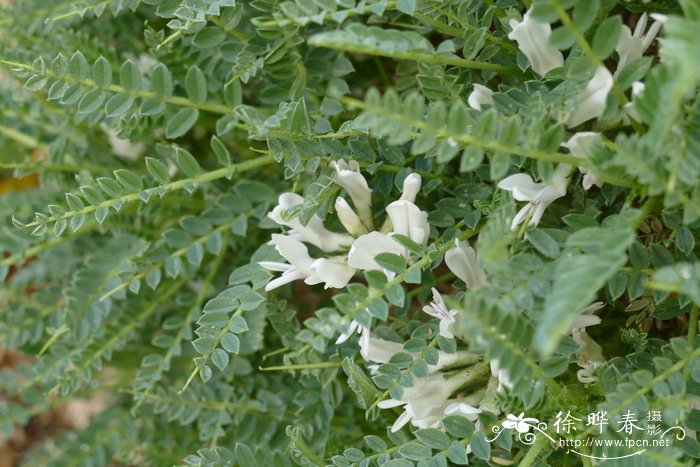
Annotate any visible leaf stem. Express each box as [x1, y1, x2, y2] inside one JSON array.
[[689, 305, 698, 346], [21, 154, 276, 229], [0, 58, 232, 115]]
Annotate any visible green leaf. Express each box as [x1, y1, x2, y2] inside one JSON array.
[[367, 298, 388, 320], [676, 226, 695, 255], [342, 358, 380, 409], [145, 157, 170, 184], [120, 59, 141, 91], [93, 56, 112, 87], [211, 348, 229, 371], [220, 332, 240, 353], [175, 147, 202, 177], [549, 26, 576, 50], [414, 428, 450, 450], [166, 108, 199, 139], [608, 270, 628, 300], [447, 440, 468, 464], [234, 443, 256, 466], [69, 51, 89, 80], [95, 207, 109, 224], [78, 89, 106, 113], [364, 435, 387, 453], [469, 432, 491, 461], [193, 27, 227, 49], [97, 177, 122, 197], [211, 136, 231, 167], [460, 146, 484, 172], [536, 224, 635, 355], [525, 229, 560, 258], [65, 192, 85, 211], [60, 83, 84, 105], [573, 0, 599, 32], [228, 316, 248, 333], [185, 66, 207, 103], [150, 63, 172, 98], [592, 16, 622, 60], [396, 0, 416, 15], [442, 415, 474, 438], [53, 219, 67, 236], [113, 169, 143, 191], [105, 93, 134, 117], [373, 252, 406, 273], [397, 442, 431, 460], [204, 297, 238, 314], [25, 76, 48, 92], [540, 355, 570, 377], [192, 335, 216, 355]]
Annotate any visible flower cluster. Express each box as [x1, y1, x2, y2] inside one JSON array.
[[472, 10, 666, 230], [260, 160, 429, 292]]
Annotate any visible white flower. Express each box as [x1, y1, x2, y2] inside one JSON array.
[[561, 132, 604, 190], [385, 200, 430, 246], [497, 164, 571, 230], [570, 302, 605, 384], [309, 258, 356, 288], [624, 81, 646, 122], [508, 10, 564, 76], [348, 200, 430, 277], [444, 401, 482, 421], [422, 288, 458, 339], [335, 319, 364, 345], [490, 359, 514, 393], [615, 13, 664, 75], [335, 197, 366, 237], [568, 302, 604, 334], [105, 128, 145, 161], [378, 371, 475, 432], [564, 67, 614, 128], [268, 192, 353, 252], [360, 330, 479, 375], [467, 84, 494, 111], [502, 413, 539, 433], [445, 240, 486, 289], [347, 231, 405, 277], [573, 331, 605, 384], [259, 234, 354, 291], [330, 160, 373, 228], [399, 173, 422, 203]]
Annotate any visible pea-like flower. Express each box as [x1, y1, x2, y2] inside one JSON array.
[[335, 197, 366, 237], [497, 164, 571, 230], [348, 200, 430, 277], [268, 193, 353, 253], [624, 81, 646, 122], [562, 132, 604, 190], [467, 84, 494, 111], [259, 234, 355, 291], [615, 13, 664, 75], [378, 370, 480, 432], [330, 160, 373, 229], [508, 10, 564, 76], [359, 329, 479, 374], [564, 67, 614, 128], [422, 288, 458, 339], [445, 240, 486, 289], [569, 302, 606, 384]]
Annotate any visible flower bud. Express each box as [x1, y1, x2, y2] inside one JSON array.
[[399, 173, 422, 203], [335, 197, 366, 236]]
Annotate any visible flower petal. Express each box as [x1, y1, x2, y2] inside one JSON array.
[[386, 200, 430, 246], [445, 240, 486, 289], [347, 232, 405, 271]]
